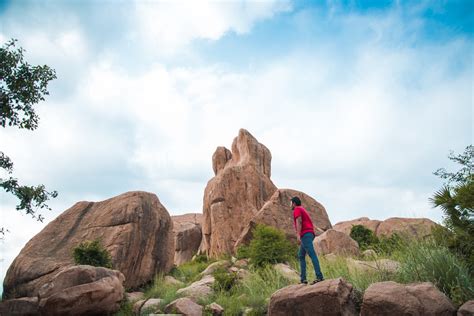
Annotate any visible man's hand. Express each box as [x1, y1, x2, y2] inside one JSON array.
[[297, 236, 301, 245]]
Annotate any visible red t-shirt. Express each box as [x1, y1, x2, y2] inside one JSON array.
[[293, 206, 315, 237]]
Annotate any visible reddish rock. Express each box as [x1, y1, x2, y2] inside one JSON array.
[[3, 191, 174, 298], [361, 281, 456, 316], [0, 297, 39, 316], [313, 229, 360, 256], [376, 217, 437, 238], [172, 213, 203, 265], [333, 217, 381, 236], [38, 265, 125, 316], [235, 189, 331, 249], [333, 217, 438, 239], [199, 129, 277, 256], [268, 278, 357, 316], [458, 300, 474, 316], [165, 297, 203, 316]]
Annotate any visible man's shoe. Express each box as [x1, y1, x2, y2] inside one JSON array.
[[311, 278, 324, 285], [300, 280, 308, 284]]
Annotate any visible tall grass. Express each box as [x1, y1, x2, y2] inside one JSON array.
[[393, 239, 474, 306], [199, 265, 292, 316]]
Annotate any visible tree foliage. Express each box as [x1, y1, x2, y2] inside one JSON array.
[[0, 39, 58, 226], [430, 145, 473, 273]]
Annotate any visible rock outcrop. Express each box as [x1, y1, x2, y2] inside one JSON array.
[[268, 278, 357, 316], [235, 189, 331, 249], [200, 129, 332, 257], [200, 129, 278, 256], [172, 213, 203, 265], [333, 217, 437, 239], [361, 281, 456, 316], [3, 191, 174, 298], [313, 229, 360, 256], [37, 265, 125, 316], [376, 217, 437, 238]]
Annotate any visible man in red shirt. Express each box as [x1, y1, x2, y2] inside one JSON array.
[[292, 196, 324, 284]]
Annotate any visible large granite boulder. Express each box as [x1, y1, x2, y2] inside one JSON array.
[[376, 217, 437, 238], [313, 229, 360, 256], [172, 213, 203, 265], [268, 278, 357, 316], [235, 189, 332, 249], [38, 265, 125, 316], [3, 191, 174, 298], [361, 281, 456, 315], [199, 129, 277, 256], [333, 217, 437, 239]]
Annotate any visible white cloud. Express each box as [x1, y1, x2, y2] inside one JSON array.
[[133, 0, 292, 54]]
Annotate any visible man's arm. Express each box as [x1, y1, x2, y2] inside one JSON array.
[[295, 216, 303, 244]]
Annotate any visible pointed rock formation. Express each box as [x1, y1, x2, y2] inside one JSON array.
[[3, 191, 174, 299], [200, 129, 278, 256]]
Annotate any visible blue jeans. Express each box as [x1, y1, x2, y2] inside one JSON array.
[[298, 232, 323, 281]]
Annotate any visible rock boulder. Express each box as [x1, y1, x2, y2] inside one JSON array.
[[361, 281, 456, 316], [173, 213, 203, 265], [333, 217, 437, 239], [268, 278, 357, 316], [313, 229, 360, 256], [38, 265, 125, 316], [3, 191, 174, 298]]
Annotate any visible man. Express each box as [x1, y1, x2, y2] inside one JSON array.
[[291, 196, 324, 284]]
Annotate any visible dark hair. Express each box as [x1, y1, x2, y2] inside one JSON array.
[[291, 196, 301, 206]]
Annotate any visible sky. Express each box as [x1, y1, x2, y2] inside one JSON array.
[[0, 0, 472, 290]]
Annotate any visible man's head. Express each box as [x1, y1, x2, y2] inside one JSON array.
[[291, 196, 301, 209]]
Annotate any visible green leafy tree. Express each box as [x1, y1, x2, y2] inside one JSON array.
[[430, 145, 473, 273], [0, 39, 58, 228], [73, 239, 113, 268]]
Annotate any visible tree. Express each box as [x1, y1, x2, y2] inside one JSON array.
[[430, 145, 473, 273], [0, 39, 58, 229]]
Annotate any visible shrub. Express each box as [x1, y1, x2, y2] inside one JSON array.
[[236, 244, 251, 260], [192, 254, 210, 263], [395, 239, 474, 306], [213, 268, 238, 292], [350, 225, 378, 250], [72, 239, 112, 268], [244, 224, 295, 267]]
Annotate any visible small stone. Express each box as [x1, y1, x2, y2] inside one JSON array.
[[165, 298, 203, 316], [206, 302, 224, 316]]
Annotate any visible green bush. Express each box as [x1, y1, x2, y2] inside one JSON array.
[[213, 268, 239, 292], [242, 224, 296, 267], [72, 239, 112, 268], [350, 225, 378, 250], [192, 254, 210, 263], [236, 244, 251, 260]]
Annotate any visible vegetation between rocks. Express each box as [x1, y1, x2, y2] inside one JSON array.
[[72, 239, 112, 269]]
